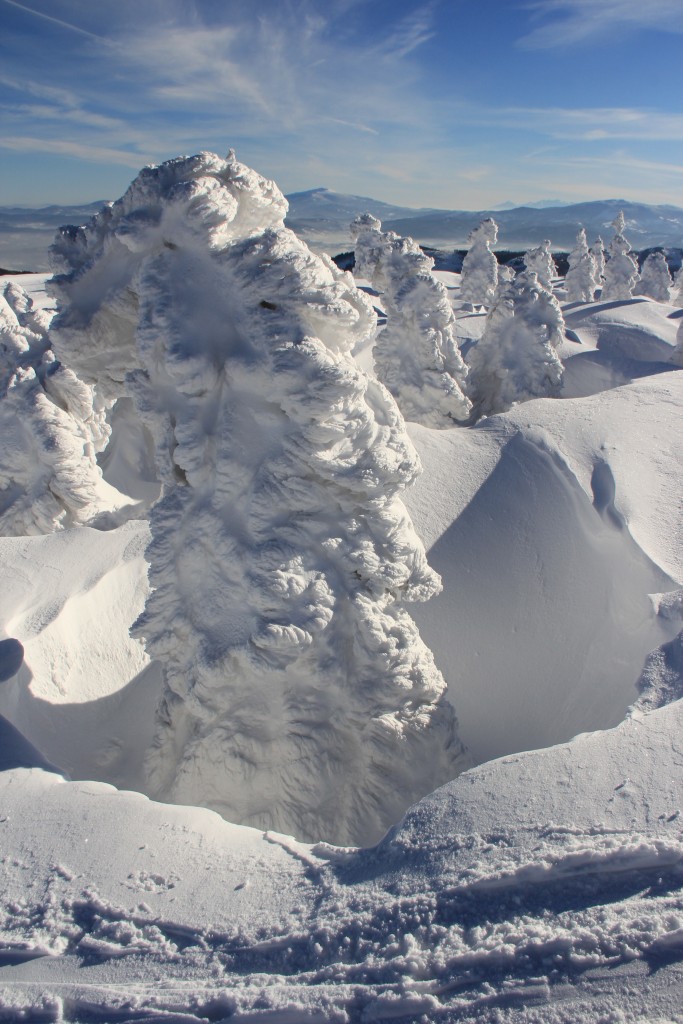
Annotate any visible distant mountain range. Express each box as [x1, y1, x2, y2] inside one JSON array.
[[284, 189, 683, 252], [1, 191, 682, 272]]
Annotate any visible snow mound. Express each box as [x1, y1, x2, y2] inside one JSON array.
[[48, 151, 467, 846], [404, 369, 683, 765]]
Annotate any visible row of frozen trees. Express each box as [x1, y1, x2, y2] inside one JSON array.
[[351, 213, 567, 423], [459, 210, 679, 307]]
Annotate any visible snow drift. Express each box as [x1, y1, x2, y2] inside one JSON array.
[[48, 151, 467, 846]]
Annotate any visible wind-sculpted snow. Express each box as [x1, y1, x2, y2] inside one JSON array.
[[602, 210, 640, 301], [0, 281, 112, 535], [49, 151, 467, 845], [459, 217, 499, 307], [466, 270, 565, 418], [351, 216, 471, 427]]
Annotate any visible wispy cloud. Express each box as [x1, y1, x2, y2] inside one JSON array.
[[1, 136, 152, 167], [0, 0, 105, 40], [519, 0, 683, 48]]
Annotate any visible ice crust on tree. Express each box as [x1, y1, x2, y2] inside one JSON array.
[[523, 239, 555, 291], [466, 270, 565, 418], [601, 211, 640, 301], [634, 251, 673, 302], [459, 218, 498, 307], [0, 281, 111, 535], [49, 151, 467, 846], [564, 228, 597, 303], [352, 217, 471, 426]]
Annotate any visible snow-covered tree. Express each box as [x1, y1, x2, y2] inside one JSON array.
[[459, 218, 498, 307], [601, 211, 640, 301], [524, 240, 555, 291], [564, 228, 597, 303], [673, 265, 683, 306], [370, 231, 471, 426], [466, 270, 565, 418], [50, 151, 467, 846], [634, 251, 673, 302], [350, 213, 394, 291], [0, 281, 113, 535], [590, 236, 606, 287]]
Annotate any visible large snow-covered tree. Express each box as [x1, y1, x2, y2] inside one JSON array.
[[634, 251, 673, 302], [49, 151, 467, 846], [466, 270, 565, 418], [459, 218, 499, 307], [564, 228, 597, 303], [0, 281, 113, 535], [524, 240, 555, 291], [602, 211, 640, 301]]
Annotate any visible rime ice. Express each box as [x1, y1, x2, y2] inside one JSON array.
[[49, 152, 467, 845]]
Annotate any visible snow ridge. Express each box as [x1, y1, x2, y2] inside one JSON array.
[[49, 151, 467, 845]]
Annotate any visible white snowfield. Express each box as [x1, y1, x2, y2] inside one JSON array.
[[0, 154, 682, 1021]]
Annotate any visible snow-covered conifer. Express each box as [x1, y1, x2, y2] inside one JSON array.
[[601, 211, 640, 301], [673, 265, 683, 306], [465, 270, 565, 418], [0, 282, 112, 535], [372, 232, 471, 426], [524, 240, 555, 291], [350, 213, 394, 291], [590, 236, 606, 286], [459, 218, 499, 307], [564, 228, 597, 303], [634, 251, 673, 302], [50, 151, 467, 845]]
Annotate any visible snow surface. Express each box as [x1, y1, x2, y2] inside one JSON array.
[[0, 172, 682, 1021]]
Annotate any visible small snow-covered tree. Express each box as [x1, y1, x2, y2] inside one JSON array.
[[350, 213, 396, 293], [635, 251, 673, 302], [590, 236, 606, 286], [601, 211, 640, 301], [564, 228, 597, 303], [50, 151, 468, 846], [672, 265, 683, 306], [466, 270, 565, 418], [371, 231, 471, 426], [524, 240, 555, 291], [0, 281, 112, 535], [459, 218, 499, 307]]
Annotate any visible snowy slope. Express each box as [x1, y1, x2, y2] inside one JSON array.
[[0, 695, 682, 1022]]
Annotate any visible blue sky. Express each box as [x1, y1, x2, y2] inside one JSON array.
[[1, 0, 682, 209]]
